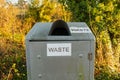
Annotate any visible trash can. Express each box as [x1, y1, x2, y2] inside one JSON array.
[[25, 20, 95, 80]]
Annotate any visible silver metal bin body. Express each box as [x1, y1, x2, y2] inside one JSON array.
[[25, 21, 95, 80]]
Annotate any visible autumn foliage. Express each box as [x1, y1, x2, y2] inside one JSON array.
[[0, 0, 120, 80]]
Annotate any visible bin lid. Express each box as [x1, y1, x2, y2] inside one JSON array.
[[26, 21, 95, 41]]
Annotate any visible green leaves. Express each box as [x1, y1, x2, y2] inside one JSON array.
[[59, 0, 120, 79]]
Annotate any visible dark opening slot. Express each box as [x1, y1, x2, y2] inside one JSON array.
[[49, 20, 71, 36]]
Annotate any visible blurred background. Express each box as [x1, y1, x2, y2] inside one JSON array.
[[0, 0, 120, 80]]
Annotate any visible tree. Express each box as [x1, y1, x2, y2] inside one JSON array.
[[18, 0, 25, 6], [59, 0, 120, 78], [59, 0, 89, 22], [0, 1, 27, 79], [30, 0, 40, 7], [25, 0, 71, 23]]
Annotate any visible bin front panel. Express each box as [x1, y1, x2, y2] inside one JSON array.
[[28, 41, 90, 80]]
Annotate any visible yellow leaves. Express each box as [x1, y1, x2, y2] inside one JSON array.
[[11, 63, 19, 75], [50, 2, 71, 21], [98, 3, 105, 10], [15, 69, 19, 73], [0, 0, 5, 6], [96, 2, 114, 14], [17, 73, 20, 77], [107, 16, 113, 21], [98, 2, 114, 12], [106, 2, 114, 12], [115, 12, 120, 20], [7, 63, 17, 80], [94, 1, 115, 23], [36, 0, 71, 22], [12, 63, 16, 68], [98, 3, 104, 8], [12, 63, 18, 72], [93, 8, 97, 14], [95, 16, 103, 22]]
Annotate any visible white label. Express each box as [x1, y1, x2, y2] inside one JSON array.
[[47, 43, 71, 56], [70, 27, 91, 33]]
